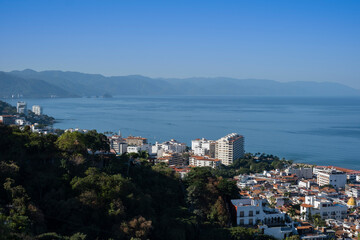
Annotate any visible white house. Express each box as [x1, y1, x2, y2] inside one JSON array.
[[189, 155, 221, 168], [300, 196, 347, 220], [231, 198, 296, 239]]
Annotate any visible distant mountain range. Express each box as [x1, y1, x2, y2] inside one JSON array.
[[1, 69, 359, 98]]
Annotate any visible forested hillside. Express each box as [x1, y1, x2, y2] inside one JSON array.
[[0, 124, 277, 240]]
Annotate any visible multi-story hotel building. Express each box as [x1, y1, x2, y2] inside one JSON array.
[[215, 133, 244, 166], [317, 169, 346, 189]]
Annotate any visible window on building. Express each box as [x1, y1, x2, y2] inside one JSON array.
[[240, 219, 244, 225], [240, 211, 244, 217], [249, 218, 253, 225], [249, 211, 253, 217]]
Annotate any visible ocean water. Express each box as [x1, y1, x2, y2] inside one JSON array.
[[5, 96, 360, 169]]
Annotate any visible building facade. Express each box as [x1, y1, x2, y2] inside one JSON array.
[[189, 155, 221, 168], [191, 138, 216, 157], [125, 136, 148, 146], [231, 198, 295, 239], [300, 196, 347, 220], [317, 169, 346, 189], [32, 105, 42, 115], [17, 101, 27, 114], [215, 133, 244, 166], [286, 167, 313, 179]]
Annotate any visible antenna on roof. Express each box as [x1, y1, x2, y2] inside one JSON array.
[[119, 130, 121, 137]]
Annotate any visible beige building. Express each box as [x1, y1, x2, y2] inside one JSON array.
[[125, 136, 148, 146], [157, 153, 184, 166], [215, 133, 244, 166]]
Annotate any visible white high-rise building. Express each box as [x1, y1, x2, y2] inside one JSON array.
[[17, 101, 27, 114], [32, 105, 42, 115], [215, 133, 244, 166]]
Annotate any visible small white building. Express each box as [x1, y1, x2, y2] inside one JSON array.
[[345, 185, 360, 198], [189, 155, 221, 168], [300, 196, 347, 220], [127, 144, 151, 154], [231, 198, 296, 239]]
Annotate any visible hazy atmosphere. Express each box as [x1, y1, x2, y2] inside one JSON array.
[[2, 1, 360, 240], [1, 0, 359, 88]]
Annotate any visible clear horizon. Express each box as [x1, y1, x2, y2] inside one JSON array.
[[1, 0, 359, 88]]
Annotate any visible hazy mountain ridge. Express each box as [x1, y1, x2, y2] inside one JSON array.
[[4, 69, 360, 98], [0, 71, 76, 98]]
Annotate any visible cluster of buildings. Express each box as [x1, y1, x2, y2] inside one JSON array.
[[0, 101, 51, 134], [15, 101, 42, 116], [107, 132, 245, 170], [231, 164, 360, 239]]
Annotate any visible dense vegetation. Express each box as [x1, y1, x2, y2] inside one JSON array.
[[0, 124, 278, 239], [213, 153, 292, 178], [0, 100, 55, 126]]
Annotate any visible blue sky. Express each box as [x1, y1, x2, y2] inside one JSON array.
[[1, 0, 359, 88]]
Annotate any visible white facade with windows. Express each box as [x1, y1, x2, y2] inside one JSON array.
[[32, 105, 42, 115], [17, 101, 27, 114], [300, 196, 347, 220], [285, 167, 313, 179], [231, 198, 295, 239], [127, 144, 151, 154], [191, 138, 215, 157], [152, 139, 186, 156], [189, 156, 221, 168], [215, 133, 244, 166], [317, 169, 346, 189]]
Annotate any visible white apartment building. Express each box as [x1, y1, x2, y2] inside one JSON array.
[[317, 169, 347, 189], [127, 144, 151, 154], [32, 105, 42, 115], [231, 198, 295, 239], [191, 138, 215, 157], [189, 155, 221, 168], [215, 133, 244, 166], [301, 196, 347, 220], [152, 139, 186, 156], [285, 167, 313, 179], [17, 101, 27, 114]]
